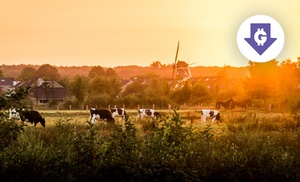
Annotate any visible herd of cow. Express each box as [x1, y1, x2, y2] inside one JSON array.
[[7, 98, 249, 127], [7, 108, 165, 127]]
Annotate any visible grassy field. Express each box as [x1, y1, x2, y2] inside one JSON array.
[[2, 108, 300, 181], [36, 108, 289, 130]]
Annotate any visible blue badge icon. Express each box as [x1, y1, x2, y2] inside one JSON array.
[[244, 24, 277, 55]]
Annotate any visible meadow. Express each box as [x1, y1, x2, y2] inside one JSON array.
[[1, 108, 300, 181]]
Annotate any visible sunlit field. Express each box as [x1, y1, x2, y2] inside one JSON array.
[[36, 108, 292, 133], [2, 108, 300, 181]]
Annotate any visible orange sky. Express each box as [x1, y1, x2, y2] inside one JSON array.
[[0, 0, 299, 67]]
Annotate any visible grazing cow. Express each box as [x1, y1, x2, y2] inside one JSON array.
[[136, 109, 161, 120], [19, 110, 46, 127], [216, 98, 233, 109], [111, 108, 127, 120], [200, 109, 220, 124], [90, 108, 115, 124]]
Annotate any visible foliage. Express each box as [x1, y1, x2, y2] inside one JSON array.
[[0, 87, 30, 110], [170, 80, 212, 105], [35, 64, 61, 81], [245, 60, 279, 101], [277, 59, 300, 114], [70, 75, 88, 103], [120, 77, 172, 108], [0, 87, 29, 150], [17, 66, 37, 81], [2, 110, 300, 181], [85, 67, 121, 107], [150, 60, 165, 68], [7, 59, 300, 111], [88, 66, 106, 78]]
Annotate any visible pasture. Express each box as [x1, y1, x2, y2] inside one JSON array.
[[36, 108, 292, 136], [1, 108, 300, 181]]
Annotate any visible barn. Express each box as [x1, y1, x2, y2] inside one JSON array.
[[16, 78, 65, 106]]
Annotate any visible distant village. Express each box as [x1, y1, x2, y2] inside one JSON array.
[[0, 62, 249, 108]]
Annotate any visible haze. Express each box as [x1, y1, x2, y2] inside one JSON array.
[[0, 0, 299, 67]]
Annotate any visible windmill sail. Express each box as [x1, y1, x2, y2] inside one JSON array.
[[172, 41, 180, 79]]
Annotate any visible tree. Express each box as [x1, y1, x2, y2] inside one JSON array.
[[36, 64, 60, 81], [88, 66, 105, 78], [189, 83, 212, 105], [17, 67, 36, 81], [245, 60, 279, 106], [150, 61, 163, 68], [122, 81, 147, 96], [170, 81, 192, 105], [105, 68, 118, 77], [278, 59, 300, 113], [70, 75, 88, 103], [143, 77, 171, 107]]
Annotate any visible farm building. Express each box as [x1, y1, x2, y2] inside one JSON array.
[[17, 78, 65, 106], [0, 78, 18, 94]]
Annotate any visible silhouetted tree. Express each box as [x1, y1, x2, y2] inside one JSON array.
[[70, 75, 88, 103], [105, 68, 118, 77], [189, 83, 212, 105], [170, 81, 192, 105], [150, 61, 163, 68], [36, 64, 60, 81], [88, 66, 105, 78], [17, 66, 36, 81]]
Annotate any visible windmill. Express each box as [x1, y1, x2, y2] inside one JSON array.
[[172, 41, 192, 79]]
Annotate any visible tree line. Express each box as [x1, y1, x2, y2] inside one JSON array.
[[2, 58, 300, 112]]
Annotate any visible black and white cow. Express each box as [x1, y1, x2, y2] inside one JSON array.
[[90, 108, 115, 124], [136, 109, 161, 120], [9, 108, 20, 119], [19, 110, 46, 127], [111, 108, 127, 120], [200, 109, 220, 124]]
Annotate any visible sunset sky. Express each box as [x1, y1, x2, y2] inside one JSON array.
[[0, 0, 299, 67]]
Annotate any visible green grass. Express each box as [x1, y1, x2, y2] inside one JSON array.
[[2, 109, 300, 181]]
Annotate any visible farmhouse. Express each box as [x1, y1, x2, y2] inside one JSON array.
[[17, 78, 65, 106]]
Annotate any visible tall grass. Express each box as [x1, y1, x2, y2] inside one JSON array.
[[1, 110, 300, 181]]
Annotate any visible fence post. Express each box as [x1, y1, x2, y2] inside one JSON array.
[[123, 104, 125, 109], [69, 105, 71, 110], [86, 105, 88, 111]]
